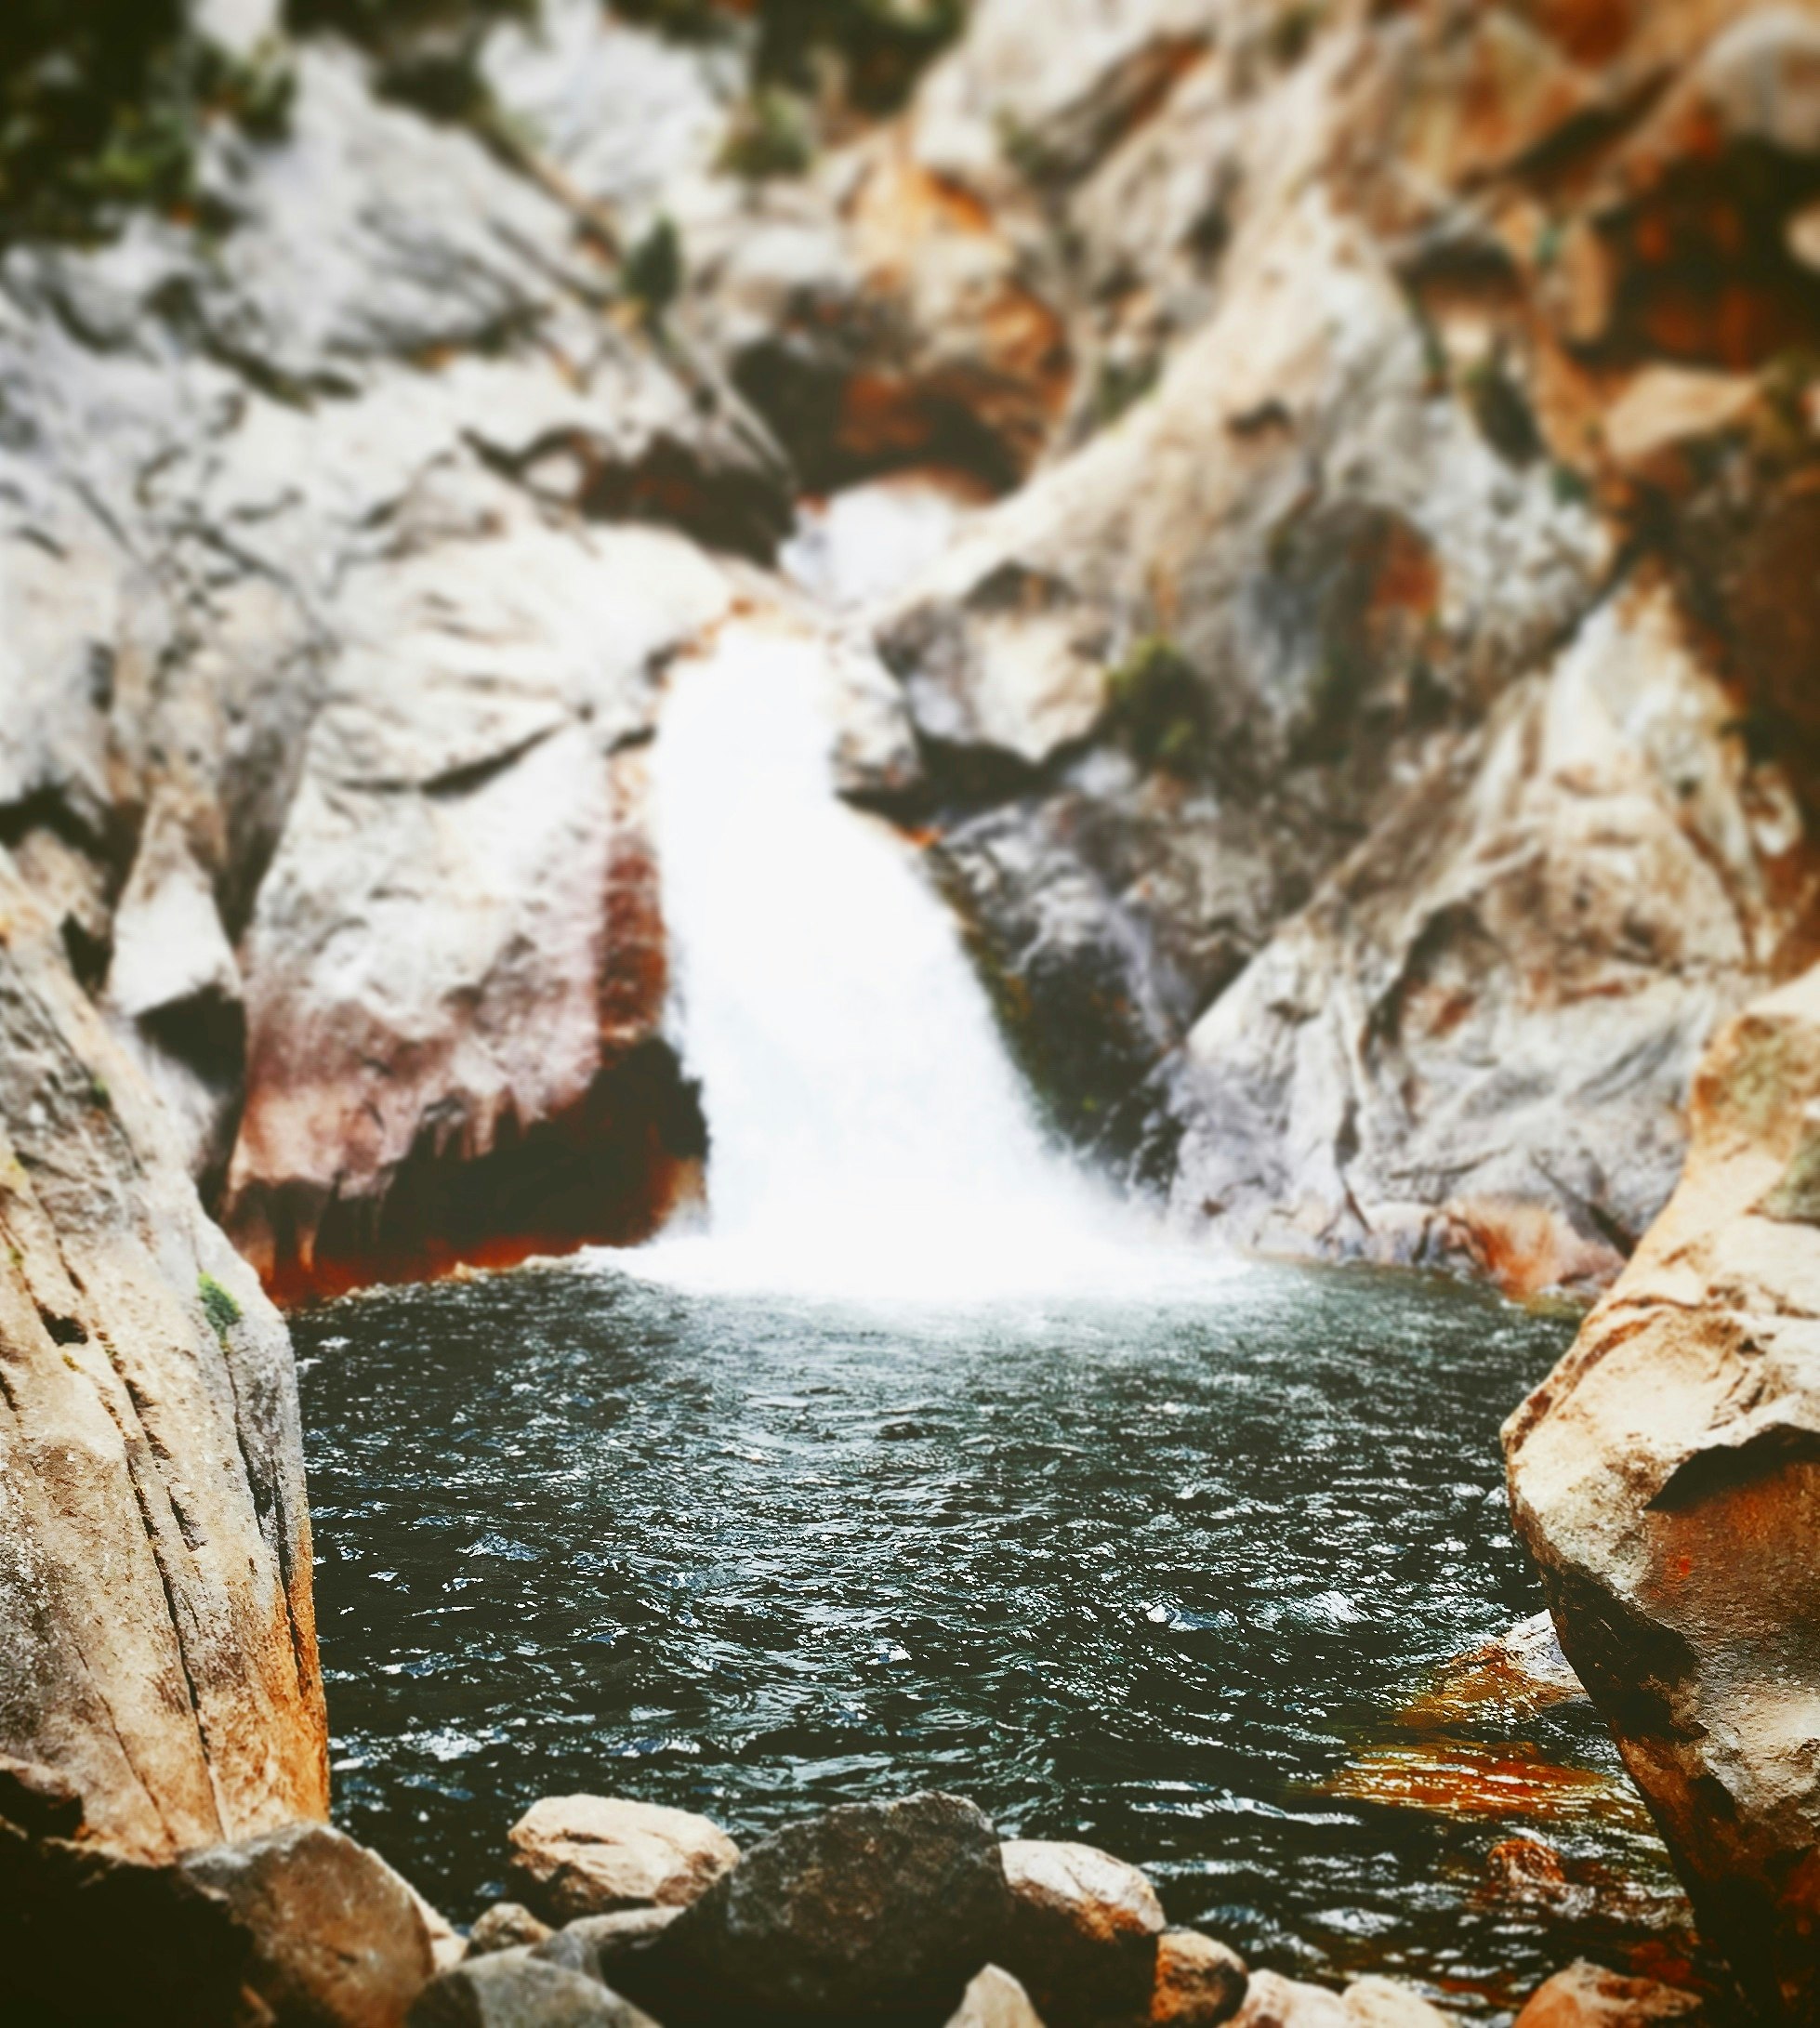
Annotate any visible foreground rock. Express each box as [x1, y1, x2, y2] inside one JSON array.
[[998, 1838, 1166, 2027], [508, 1796, 740, 1924], [1341, 1980, 1455, 2028], [1507, 965, 1820, 2023], [0, 856, 327, 1862], [409, 1949, 659, 2028], [1511, 1960, 1704, 2027], [1149, 1930, 1248, 2026], [1231, 1971, 1352, 2028], [946, 1965, 1047, 2027], [180, 1821, 435, 2028], [470, 1903, 555, 1956], [626, 1790, 1013, 2022]]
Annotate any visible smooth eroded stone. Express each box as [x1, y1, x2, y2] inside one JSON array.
[[1343, 1976, 1457, 2027], [998, 1837, 1165, 2028], [1511, 1961, 1705, 2027], [946, 1963, 1047, 2027], [534, 1905, 682, 1982], [469, 1903, 554, 1956], [1151, 1929, 1248, 2025], [181, 1821, 435, 2028], [508, 1795, 740, 1923], [1231, 1971, 1352, 2028], [633, 1789, 1012, 2021], [408, 1950, 660, 2028]]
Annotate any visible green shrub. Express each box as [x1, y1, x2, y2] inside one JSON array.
[[1104, 636, 1208, 777]]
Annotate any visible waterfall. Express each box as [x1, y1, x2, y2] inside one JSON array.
[[625, 613, 1227, 1304]]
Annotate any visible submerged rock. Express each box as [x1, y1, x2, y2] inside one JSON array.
[[1507, 965, 1820, 2022], [997, 1838, 1166, 2028], [630, 1790, 1012, 2022], [508, 1795, 740, 1924]]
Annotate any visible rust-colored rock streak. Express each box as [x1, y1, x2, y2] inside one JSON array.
[[1507, 963, 1820, 2022], [0, 858, 328, 1862]]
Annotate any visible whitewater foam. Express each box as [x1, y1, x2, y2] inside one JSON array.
[[612, 617, 1234, 1305]]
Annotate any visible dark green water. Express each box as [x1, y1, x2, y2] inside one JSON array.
[[297, 1261, 1692, 2020]]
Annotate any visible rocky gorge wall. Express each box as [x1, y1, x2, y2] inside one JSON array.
[[3, 0, 1820, 2018]]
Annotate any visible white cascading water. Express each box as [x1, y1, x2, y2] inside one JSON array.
[[626, 612, 1232, 1304]]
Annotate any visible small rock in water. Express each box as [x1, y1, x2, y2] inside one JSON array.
[[180, 1821, 435, 2028], [508, 1796, 740, 1923], [1511, 1960, 1705, 2026], [408, 1948, 660, 2026], [630, 1789, 1011, 2021], [1231, 1970, 1352, 2027], [998, 1838, 1166, 2028], [1150, 1929, 1249, 2025], [1342, 1975, 1457, 2026], [469, 1902, 555, 1956], [946, 1963, 1048, 2027]]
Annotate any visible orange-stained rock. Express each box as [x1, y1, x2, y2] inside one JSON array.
[[1511, 1958, 1705, 2027], [1507, 964, 1820, 2021], [998, 1837, 1167, 2028], [0, 856, 327, 1862], [507, 1796, 741, 1925]]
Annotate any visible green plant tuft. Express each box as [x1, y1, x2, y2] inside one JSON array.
[[198, 1271, 243, 1342], [625, 215, 683, 319], [719, 87, 816, 180], [1104, 636, 1209, 778]]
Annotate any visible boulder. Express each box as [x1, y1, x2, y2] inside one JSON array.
[[407, 1950, 660, 2028], [1149, 1929, 1248, 2026], [180, 1820, 435, 2028], [997, 1839, 1166, 2028], [1342, 1978, 1456, 2027], [1510, 1961, 1704, 2027], [533, 1907, 682, 1982], [1230, 1973, 1352, 2028], [947, 1965, 1048, 2027], [630, 1790, 1012, 2022], [1506, 965, 1820, 2021], [507, 1796, 740, 1924], [469, 1903, 554, 1957]]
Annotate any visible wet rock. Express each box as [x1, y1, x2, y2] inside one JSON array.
[[1341, 1978, 1456, 2028], [1510, 1960, 1704, 2027], [1405, 1612, 1588, 1726], [1230, 1971, 1352, 2028], [470, 1903, 555, 1957], [946, 1964, 1047, 2027], [0, 853, 327, 1863], [180, 1821, 435, 2028], [631, 1790, 1012, 2022], [998, 1838, 1165, 2028], [408, 1949, 660, 2028], [1506, 964, 1820, 2022], [1148, 1929, 1248, 2026], [508, 1795, 740, 1924]]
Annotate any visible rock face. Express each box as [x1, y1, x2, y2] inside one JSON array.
[[507, 1795, 740, 1924], [631, 1790, 1013, 2022], [1507, 965, 1820, 2021], [997, 1838, 1166, 2028], [946, 1965, 1047, 2028], [408, 1948, 659, 2028], [0, 856, 326, 1862], [1230, 1970, 1352, 2028]]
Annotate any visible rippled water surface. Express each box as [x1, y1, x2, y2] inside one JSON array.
[[297, 1262, 1693, 2019]]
